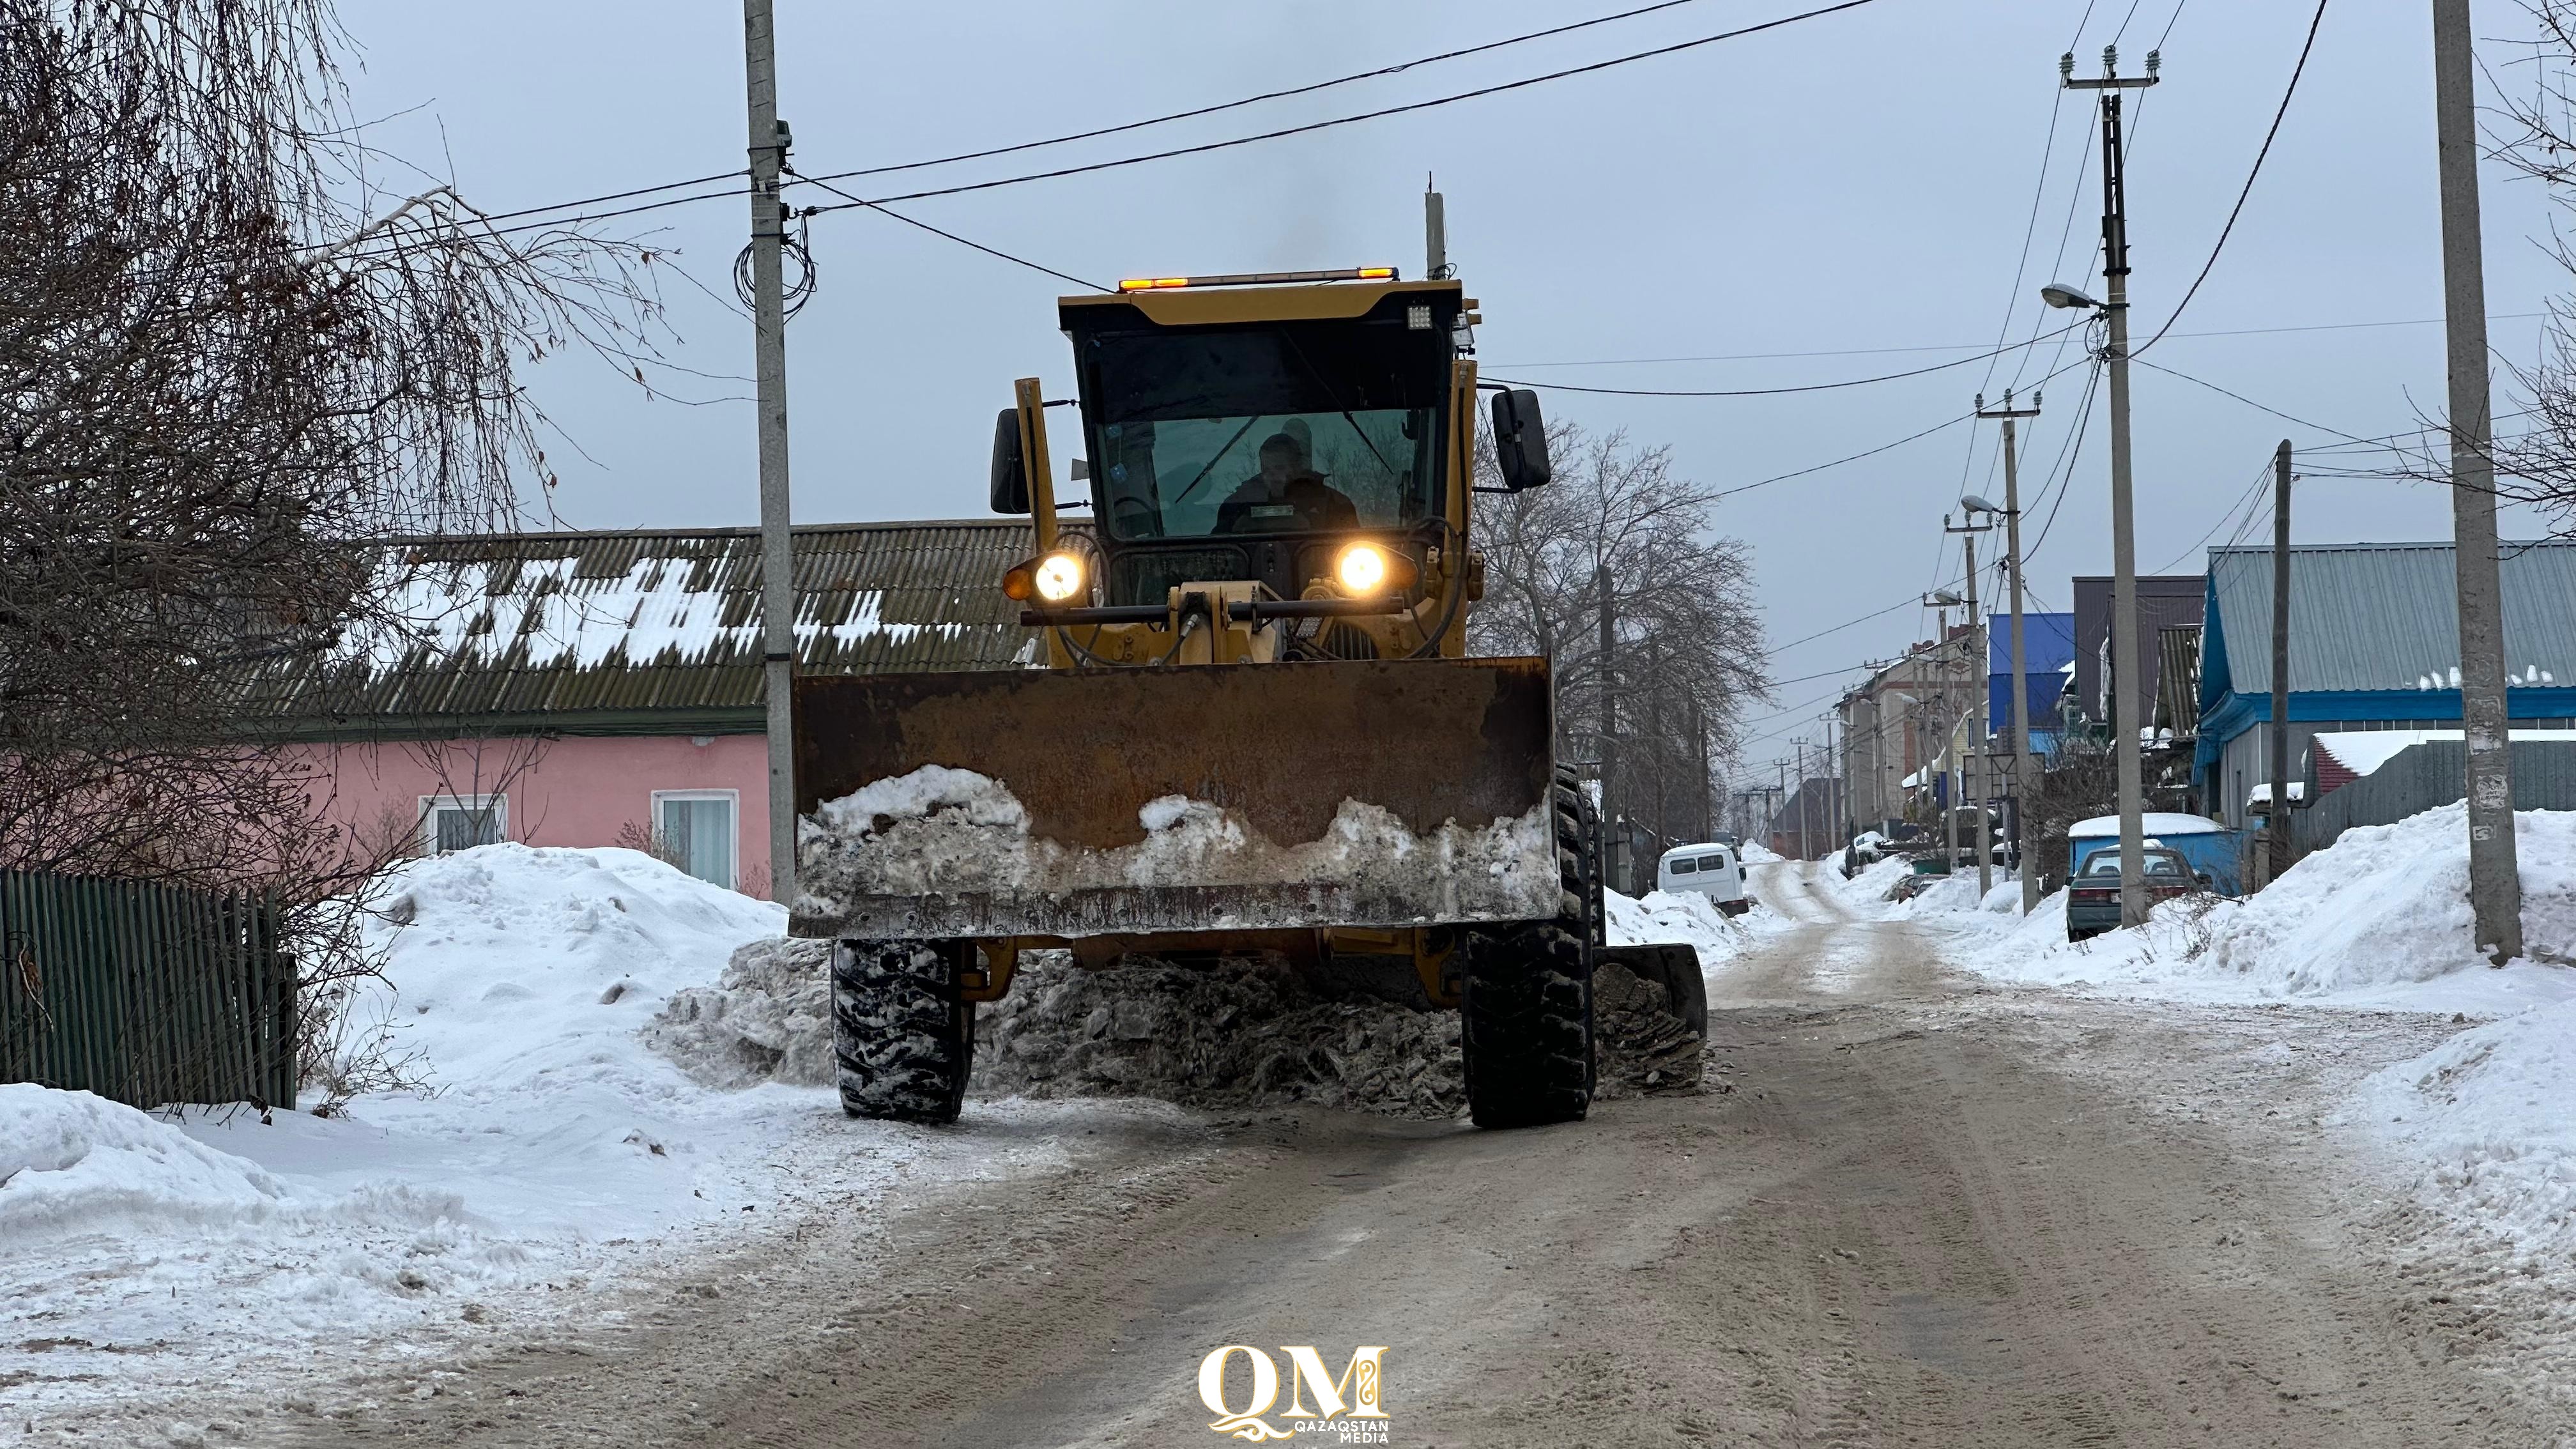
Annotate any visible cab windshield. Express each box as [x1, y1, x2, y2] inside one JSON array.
[[1075, 314, 1450, 542], [1093, 410, 1433, 539]]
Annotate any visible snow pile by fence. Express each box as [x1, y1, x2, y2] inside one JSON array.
[[2, 1086, 300, 1241], [1941, 805, 2576, 1009], [3, 846, 864, 1419], [2356, 999, 2576, 1259]]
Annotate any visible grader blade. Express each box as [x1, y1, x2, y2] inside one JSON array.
[[790, 657, 1560, 940]]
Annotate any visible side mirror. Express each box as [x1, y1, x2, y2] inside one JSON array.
[[990, 407, 1030, 514], [2195, 871, 2215, 888], [1490, 388, 1552, 491]]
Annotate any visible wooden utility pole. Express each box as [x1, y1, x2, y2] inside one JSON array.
[[1596, 564, 1619, 889], [1979, 390, 2044, 912], [2269, 439, 2295, 887], [743, 0, 798, 905], [2066, 45, 2158, 927], [2432, 0, 2525, 962]]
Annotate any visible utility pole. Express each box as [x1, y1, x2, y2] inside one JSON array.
[[1947, 511, 1996, 897], [2432, 0, 2526, 963], [2064, 45, 2159, 927], [1596, 564, 1619, 889], [742, 0, 797, 906], [2269, 439, 2295, 888], [1977, 389, 2044, 912], [1795, 740, 1809, 861]]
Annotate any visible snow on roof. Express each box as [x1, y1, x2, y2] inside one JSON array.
[[245, 521, 1052, 728], [2067, 811, 2227, 838], [2313, 729, 2576, 780]]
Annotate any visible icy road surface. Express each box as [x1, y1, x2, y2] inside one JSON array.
[[185, 861, 2561, 1447]]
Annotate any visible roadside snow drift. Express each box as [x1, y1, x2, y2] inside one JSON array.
[[2358, 998, 2576, 1257], [1941, 804, 2576, 1009], [1, 846, 972, 1422]]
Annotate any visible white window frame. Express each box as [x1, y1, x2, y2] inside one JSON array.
[[420, 793, 508, 854], [650, 788, 740, 890]]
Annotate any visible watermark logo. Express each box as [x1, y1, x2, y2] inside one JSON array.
[[1197, 1344, 1389, 1443]]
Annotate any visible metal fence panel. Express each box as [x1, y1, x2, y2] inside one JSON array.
[[0, 870, 295, 1110], [2297, 740, 2576, 855]]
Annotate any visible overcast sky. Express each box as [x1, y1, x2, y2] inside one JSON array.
[[342, 1, 2570, 785]]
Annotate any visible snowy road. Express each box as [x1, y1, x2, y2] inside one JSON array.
[[206, 860, 2559, 1447]]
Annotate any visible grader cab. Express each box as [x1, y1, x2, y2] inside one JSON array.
[[792, 266, 1690, 1128]]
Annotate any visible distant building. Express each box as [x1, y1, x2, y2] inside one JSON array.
[[1839, 625, 1981, 834], [1764, 776, 1840, 860], [2069, 574, 2205, 733], [2193, 540, 2576, 830], [248, 521, 1045, 893], [1988, 610, 2076, 748]]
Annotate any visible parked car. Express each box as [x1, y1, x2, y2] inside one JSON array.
[[2064, 845, 2208, 941], [1658, 841, 1749, 916]]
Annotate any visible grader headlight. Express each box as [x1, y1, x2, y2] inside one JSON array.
[[1333, 541, 1418, 595], [1004, 551, 1087, 604]]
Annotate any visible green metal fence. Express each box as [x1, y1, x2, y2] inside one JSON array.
[[0, 871, 295, 1109]]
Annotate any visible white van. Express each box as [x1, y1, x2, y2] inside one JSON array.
[[1657, 841, 1749, 916]]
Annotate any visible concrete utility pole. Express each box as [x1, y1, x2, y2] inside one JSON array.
[[743, 0, 797, 906], [2432, 0, 2526, 963], [1977, 390, 2044, 913], [2064, 45, 2159, 927], [1947, 511, 1997, 898], [2269, 439, 2295, 888], [1795, 740, 1809, 861]]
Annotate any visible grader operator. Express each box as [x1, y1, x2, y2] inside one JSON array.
[[791, 266, 1699, 1129]]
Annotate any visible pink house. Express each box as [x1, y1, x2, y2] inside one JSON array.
[[269, 521, 1043, 894]]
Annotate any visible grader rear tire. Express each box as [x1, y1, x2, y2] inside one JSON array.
[[831, 940, 976, 1124], [1459, 767, 1598, 1129]]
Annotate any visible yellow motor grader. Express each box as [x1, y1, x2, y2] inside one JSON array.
[[792, 266, 1699, 1128]]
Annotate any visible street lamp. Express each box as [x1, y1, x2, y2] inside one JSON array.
[[2039, 281, 2103, 312], [1960, 494, 2007, 516]]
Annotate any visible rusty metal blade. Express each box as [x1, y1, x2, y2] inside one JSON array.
[[791, 657, 1557, 939]]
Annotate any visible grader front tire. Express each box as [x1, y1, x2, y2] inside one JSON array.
[[831, 940, 976, 1124]]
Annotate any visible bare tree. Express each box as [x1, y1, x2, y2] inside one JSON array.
[[1471, 421, 1771, 842], [1, 0, 665, 1092]]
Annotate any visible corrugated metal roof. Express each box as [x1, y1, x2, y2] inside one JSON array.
[[247, 520, 1056, 734], [2206, 541, 2576, 695]]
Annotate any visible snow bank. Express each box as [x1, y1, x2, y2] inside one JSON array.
[[1942, 804, 2576, 1013], [2356, 999, 2576, 1257], [1606, 887, 1760, 972], [1, 1087, 296, 1241], [3, 846, 914, 1419]]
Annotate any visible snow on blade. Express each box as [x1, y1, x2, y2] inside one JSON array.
[[795, 765, 1559, 935]]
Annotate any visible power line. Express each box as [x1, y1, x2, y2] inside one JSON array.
[[1485, 312, 2554, 371], [817, 0, 1724, 185], [796, 0, 1888, 211], [1486, 320, 2085, 398], [2133, 0, 2331, 356], [788, 169, 1107, 290]]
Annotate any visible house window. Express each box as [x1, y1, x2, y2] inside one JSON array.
[[422, 794, 506, 854], [654, 790, 737, 889]]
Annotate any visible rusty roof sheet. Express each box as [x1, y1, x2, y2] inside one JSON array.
[[249, 520, 1056, 733]]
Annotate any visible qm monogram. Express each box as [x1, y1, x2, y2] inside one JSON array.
[[1196, 1345, 1389, 1443]]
